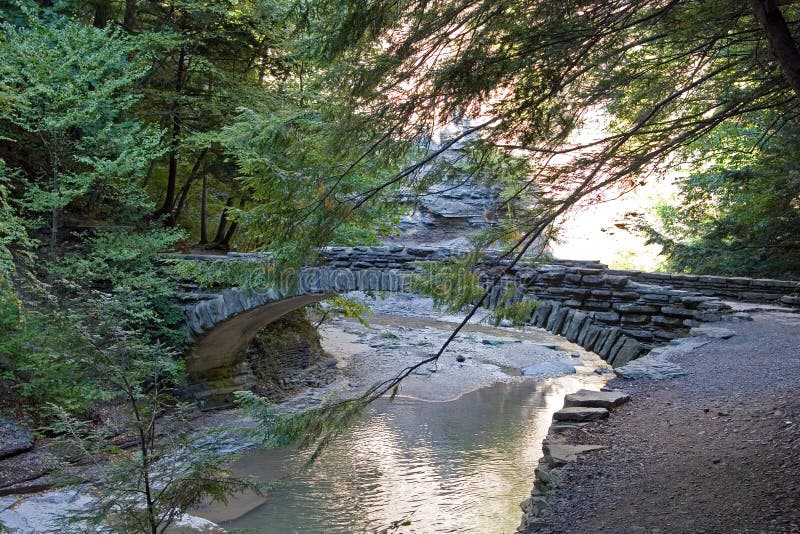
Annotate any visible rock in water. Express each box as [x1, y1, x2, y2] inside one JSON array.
[[0, 416, 33, 459], [564, 389, 631, 409], [552, 407, 609, 422]]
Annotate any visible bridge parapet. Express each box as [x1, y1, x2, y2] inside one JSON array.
[[174, 246, 799, 404], [611, 270, 800, 307]]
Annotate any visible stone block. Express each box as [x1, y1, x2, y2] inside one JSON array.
[[741, 291, 782, 302], [538, 269, 567, 283], [660, 306, 696, 318], [620, 327, 654, 341], [620, 313, 650, 325], [604, 275, 629, 288], [598, 327, 621, 358], [606, 335, 629, 365], [577, 321, 596, 346], [698, 275, 727, 284], [531, 302, 553, 327], [581, 274, 606, 286], [610, 337, 644, 367], [582, 325, 603, 349], [614, 303, 659, 313], [651, 315, 684, 327], [553, 407, 609, 422], [690, 326, 735, 339], [559, 309, 576, 335], [641, 292, 670, 302], [781, 295, 800, 306], [593, 311, 620, 324], [679, 295, 714, 308], [546, 307, 569, 333], [564, 389, 631, 409], [581, 299, 612, 311], [565, 311, 588, 342], [543, 442, 607, 467], [751, 278, 797, 288]]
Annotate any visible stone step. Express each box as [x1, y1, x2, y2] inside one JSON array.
[[552, 406, 609, 422], [564, 389, 631, 409], [542, 442, 608, 467]]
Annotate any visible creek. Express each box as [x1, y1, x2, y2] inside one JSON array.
[[195, 303, 607, 533]]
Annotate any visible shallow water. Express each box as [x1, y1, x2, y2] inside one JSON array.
[[197, 374, 603, 533]]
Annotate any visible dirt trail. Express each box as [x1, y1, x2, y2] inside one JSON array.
[[534, 310, 800, 534]]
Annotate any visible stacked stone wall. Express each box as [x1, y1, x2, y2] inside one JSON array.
[[614, 270, 800, 307], [174, 245, 798, 384]]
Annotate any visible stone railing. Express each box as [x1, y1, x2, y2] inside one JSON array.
[[612, 270, 800, 307]]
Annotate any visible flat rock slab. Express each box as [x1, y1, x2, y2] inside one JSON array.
[[544, 443, 608, 467], [690, 326, 736, 339], [0, 450, 49, 495], [564, 389, 631, 410], [549, 422, 589, 433], [615, 355, 687, 380], [0, 416, 33, 460], [553, 406, 609, 422]]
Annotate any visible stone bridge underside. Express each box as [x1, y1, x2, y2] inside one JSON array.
[[175, 246, 799, 403]]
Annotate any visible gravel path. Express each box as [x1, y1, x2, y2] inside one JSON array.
[[533, 310, 800, 534]]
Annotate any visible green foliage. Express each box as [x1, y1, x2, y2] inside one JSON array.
[[645, 116, 800, 279], [0, 11, 162, 248], [485, 299, 541, 328], [309, 0, 800, 266], [320, 295, 372, 326], [54, 227, 186, 346], [0, 308, 108, 416], [216, 102, 408, 260], [236, 390, 369, 467], [407, 255, 485, 314], [48, 336, 260, 534]]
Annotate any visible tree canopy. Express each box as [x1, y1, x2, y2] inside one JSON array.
[[311, 0, 800, 263]]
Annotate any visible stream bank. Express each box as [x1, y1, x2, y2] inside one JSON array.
[[525, 309, 800, 533]]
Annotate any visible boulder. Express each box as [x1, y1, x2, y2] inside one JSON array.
[[0, 416, 33, 460], [564, 389, 631, 409], [552, 406, 609, 422]]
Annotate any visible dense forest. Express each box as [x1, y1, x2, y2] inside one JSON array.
[[1, 0, 799, 531]]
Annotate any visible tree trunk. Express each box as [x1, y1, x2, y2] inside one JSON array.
[[172, 148, 208, 221], [218, 197, 245, 249], [123, 0, 138, 32], [199, 173, 208, 245], [750, 0, 800, 100], [157, 48, 186, 223], [212, 196, 233, 244], [50, 148, 59, 263], [92, 0, 111, 28]]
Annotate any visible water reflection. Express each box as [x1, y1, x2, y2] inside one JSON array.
[[196, 374, 602, 533]]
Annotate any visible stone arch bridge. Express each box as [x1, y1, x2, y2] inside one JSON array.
[[173, 246, 799, 404]]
